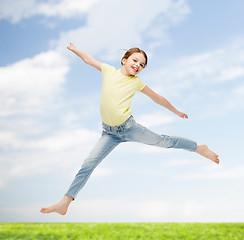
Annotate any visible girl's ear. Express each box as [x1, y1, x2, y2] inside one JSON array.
[[121, 58, 126, 65]]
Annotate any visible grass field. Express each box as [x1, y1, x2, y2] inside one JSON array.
[[0, 223, 243, 240]]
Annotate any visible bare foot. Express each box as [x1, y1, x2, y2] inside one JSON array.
[[195, 145, 219, 164], [40, 195, 73, 215]]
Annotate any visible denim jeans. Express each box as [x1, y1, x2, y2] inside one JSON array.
[[65, 116, 197, 199]]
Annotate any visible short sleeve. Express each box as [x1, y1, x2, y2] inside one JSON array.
[[101, 63, 115, 76], [137, 77, 146, 91]]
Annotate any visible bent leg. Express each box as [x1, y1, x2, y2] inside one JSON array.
[[65, 132, 121, 200], [125, 122, 197, 152]]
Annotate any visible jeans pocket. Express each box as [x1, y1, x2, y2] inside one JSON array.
[[102, 125, 109, 134]]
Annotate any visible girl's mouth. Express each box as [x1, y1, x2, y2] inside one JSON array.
[[131, 66, 138, 72]]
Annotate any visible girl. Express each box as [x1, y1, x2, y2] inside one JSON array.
[[40, 43, 219, 215]]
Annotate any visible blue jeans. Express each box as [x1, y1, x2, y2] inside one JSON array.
[[65, 116, 197, 199]]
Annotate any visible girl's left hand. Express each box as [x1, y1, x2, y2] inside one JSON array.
[[177, 111, 188, 119]]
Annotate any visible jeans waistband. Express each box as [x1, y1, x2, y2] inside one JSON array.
[[102, 115, 134, 132]]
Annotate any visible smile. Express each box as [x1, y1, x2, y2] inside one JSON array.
[[131, 66, 138, 72]]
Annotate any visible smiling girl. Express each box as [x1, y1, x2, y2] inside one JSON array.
[[40, 43, 219, 215]]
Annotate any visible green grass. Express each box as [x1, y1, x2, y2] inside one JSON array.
[[0, 223, 243, 240]]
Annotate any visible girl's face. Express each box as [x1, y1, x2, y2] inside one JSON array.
[[121, 52, 146, 76]]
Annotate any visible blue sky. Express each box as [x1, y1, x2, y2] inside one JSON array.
[[0, 0, 244, 222]]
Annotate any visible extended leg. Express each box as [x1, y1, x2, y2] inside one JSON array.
[[124, 122, 219, 163], [65, 133, 120, 199], [125, 122, 197, 151], [40, 132, 120, 215]]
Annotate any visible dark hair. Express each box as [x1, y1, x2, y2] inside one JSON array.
[[121, 47, 148, 67]]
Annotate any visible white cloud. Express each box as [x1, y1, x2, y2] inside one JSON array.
[[165, 0, 191, 24], [0, 127, 100, 185], [0, 126, 100, 155], [146, 39, 244, 94], [137, 111, 175, 127], [0, 0, 101, 23], [142, 38, 244, 118], [69, 198, 244, 222], [28, 129, 99, 151], [36, 0, 100, 19], [162, 158, 204, 166], [0, 180, 4, 189], [0, 131, 22, 150], [0, 0, 35, 23], [0, 50, 69, 116], [226, 82, 244, 111], [218, 66, 244, 81], [1, 197, 243, 222], [92, 167, 116, 178], [179, 165, 244, 180], [54, 0, 190, 58]]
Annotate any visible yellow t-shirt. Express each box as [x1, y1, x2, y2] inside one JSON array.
[[100, 63, 146, 126]]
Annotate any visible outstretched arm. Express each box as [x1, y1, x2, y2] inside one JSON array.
[[67, 43, 102, 71], [141, 85, 188, 119]]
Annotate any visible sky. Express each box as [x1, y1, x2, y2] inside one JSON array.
[[0, 0, 244, 223]]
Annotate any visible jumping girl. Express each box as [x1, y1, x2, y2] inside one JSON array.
[[40, 43, 219, 215]]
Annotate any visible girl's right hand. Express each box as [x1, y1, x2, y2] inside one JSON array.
[[67, 43, 76, 51]]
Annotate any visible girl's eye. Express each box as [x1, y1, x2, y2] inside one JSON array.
[[133, 59, 137, 62], [140, 64, 144, 67]]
